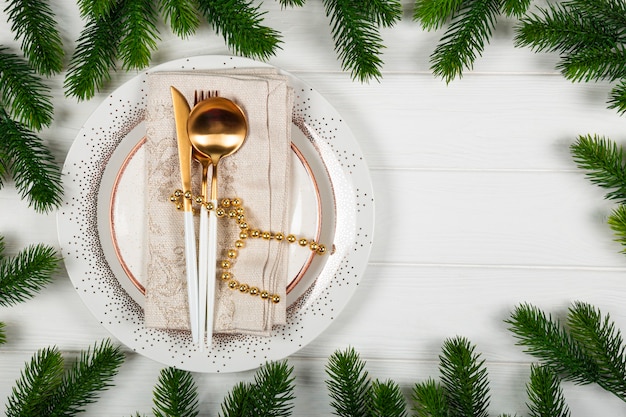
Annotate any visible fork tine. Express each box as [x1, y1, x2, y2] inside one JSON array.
[[193, 90, 220, 105]]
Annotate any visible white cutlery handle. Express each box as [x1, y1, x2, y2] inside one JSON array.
[[205, 205, 218, 349], [183, 211, 199, 345], [198, 206, 209, 351]]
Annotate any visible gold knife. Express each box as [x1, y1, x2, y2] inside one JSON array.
[[170, 86, 199, 345]]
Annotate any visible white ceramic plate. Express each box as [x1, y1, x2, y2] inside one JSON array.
[[57, 56, 374, 373]]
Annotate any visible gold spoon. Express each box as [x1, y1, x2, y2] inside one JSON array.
[[187, 97, 248, 349]]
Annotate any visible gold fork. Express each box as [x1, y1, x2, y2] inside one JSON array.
[[192, 90, 218, 350]]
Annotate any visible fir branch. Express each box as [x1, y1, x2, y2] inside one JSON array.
[[157, 0, 200, 38], [412, 378, 448, 417], [323, 0, 400, 82], [119, 0, 160, 70], [369, 379, 407, 417], [608, 205, 626, 252], [567, 301, 626, 400], [4, 0, 64, 76], [565, 0, 626, 31], [559, 46, 626, 83], [5, 346, 65, 417], [325, 347, 372, 417], [220, 381, 255, 417], [0, 109, 63, 212], [0, 321, 5, 345], [570, 134, 626, 203], [279, 0, 306, 6], [414, 0, 464, 30], [0, 48, 53, 130], [65, 2, 125, 101], [196, 0, 282, 61], [77, 0, 117, 18], [501, 0, 531, 18], [515, 4, 620, 54], [608, 80, 626, 114], [428, 0, 502, 83], [506, 303, 600, 385], [0, 240, 59, 307], [46, 339, 124, 416], [525, 364, 570, 417], [439, 336, 490, 417], [152, 367, 198, 417]]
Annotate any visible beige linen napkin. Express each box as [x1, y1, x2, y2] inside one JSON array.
[[143, 69, 293, 336]]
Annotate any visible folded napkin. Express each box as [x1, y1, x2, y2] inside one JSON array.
[[143, 68, 293, 336]]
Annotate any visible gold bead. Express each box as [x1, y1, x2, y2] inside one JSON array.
[[298, 238, 308, 246], [175, 203, 183, 210], [286, 234, 296, 243], [237, 214, 246, 222], [228, 209, 237, 218], [228, 279, 239, 289], [221, 260, 232, 269], [221, 198, 231, 207], [317, 244, 326, 255], [206, 201, 214, 210], [231, 198, 241, 207], [195, 196, 204, 204], [170, 195, 177, 202], [216, 207, 226, 217], [227, 249, 238, 259], [221, 272, 232, 281], [271, 294, 281, 304], [184, 191, 192, 199], [174, 189, 183, 197], [260, 290, 270, 299], [274, 232, 284, 241], [239, 222, 248, 230], [239, 283, 249, 293], [235, 240, 245, 248], [249, 287, 259, 296], [251, 230, 260, 238], [236, 207, 244, 215], [309, 241, 319, 251], [262, 231, 272, 240], [239, 231, 248, 239]]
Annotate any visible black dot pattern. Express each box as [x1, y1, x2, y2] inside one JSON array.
[[58, 56, 374, 373]]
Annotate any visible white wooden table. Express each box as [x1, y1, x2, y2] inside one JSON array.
[[2, 1, 626, 415]]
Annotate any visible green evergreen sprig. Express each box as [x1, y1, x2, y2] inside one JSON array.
[[0, 322, 5, 345], [220, 360, 295, 417], [322, 0, 402, 82], [0, 48, 54, 130], [525, 364, 570, 417], [152, 367, 198, 417], [369, 379, 406, 417], [325, 347, 372, 417], [118, 0, 160, 70], [0, 235, 59, 307], [157, 0, 200, 38], [414, 0, 531, 83], [196, 0, 282, 61], [515, 0, 626, 114], [4, 340, 124, 417], [507, 302, 626, 402], [0, 109, 63, 212], [4, 0, 64, 76]]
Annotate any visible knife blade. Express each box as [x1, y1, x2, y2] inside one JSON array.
[[170, 86, 199, 346]]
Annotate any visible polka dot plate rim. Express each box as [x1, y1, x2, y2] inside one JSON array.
[[57, 55, 374, 373]]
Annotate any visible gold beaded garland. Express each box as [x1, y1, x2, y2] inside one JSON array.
[[168, 192, 328, 304]]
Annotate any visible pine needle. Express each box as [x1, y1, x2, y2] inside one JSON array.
[[429, 0, 502, 83], [559, 46, 626, 83], [439, 336, 490, 417], [325, 347, 372, 417], [608, 205, 626, 252], [506, 303, 600, 385], [152, 367, 199, 417], [526, 364, 570, 417], [0, 109, 63, 212], [0, 239, 59, 307], [279, 0, 306, 6], [196, 0, 282, 61], [65, 3, 124, 100], [220, 381, 255, 417], [157, 0, 200, 38], [46, 339, 125, 416], [5, 346, 65, 417], [369, 379, 407, 417], [412, 378, 448, 417], [118, 0, 160, 70], [608, 80, 626, 114], [0, 48, 54, 130], [4, 0, 64, 75], [567, 301, 626, 400], [414, 0, 464, 30], [0, 321, 6, 345], [570, 134, 626, 203]]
